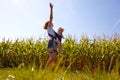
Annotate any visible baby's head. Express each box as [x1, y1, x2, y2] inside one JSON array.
[[58, 27, 64, 33]]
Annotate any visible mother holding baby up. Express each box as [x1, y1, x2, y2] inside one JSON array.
[[43, 3, 64, 68]]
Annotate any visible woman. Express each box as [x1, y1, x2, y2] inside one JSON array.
[[43, 3, 57, 68]]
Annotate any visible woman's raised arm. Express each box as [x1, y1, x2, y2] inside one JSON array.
[[48, 3, 53, 27]]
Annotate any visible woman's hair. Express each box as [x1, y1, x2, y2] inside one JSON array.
[[43, 21, 49, 29]]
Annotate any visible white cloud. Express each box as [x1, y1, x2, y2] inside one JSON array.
[[10, 0, 27, 8]]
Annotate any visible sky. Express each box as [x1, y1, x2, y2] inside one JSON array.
[[0, 0, 120, 41]]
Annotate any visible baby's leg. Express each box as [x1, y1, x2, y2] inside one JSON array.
[[57, 42, 62, 50], [58, 42, 62, 50]]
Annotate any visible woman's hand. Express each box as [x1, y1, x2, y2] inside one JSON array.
[[50, 3, 53, 8]]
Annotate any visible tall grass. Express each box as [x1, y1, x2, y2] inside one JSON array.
[[0, 67, 120, 80], [0, 34, 120, 74], [0, 66, 120, 80]]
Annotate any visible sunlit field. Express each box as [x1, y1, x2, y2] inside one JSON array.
[[0, 34, 120, 80], [0, 67, 119, 80]]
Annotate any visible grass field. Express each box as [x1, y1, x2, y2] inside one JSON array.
[[0, 67, 120, 80], [0, 34, 120, 80]]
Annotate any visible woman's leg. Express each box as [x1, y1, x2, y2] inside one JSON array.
[[46, 40, 57, 69], [46, 50, 56, 68]]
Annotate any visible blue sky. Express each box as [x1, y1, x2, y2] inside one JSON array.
[[0, 0, 120, 41]]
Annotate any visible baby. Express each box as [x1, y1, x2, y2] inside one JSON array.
[[56, 27, 64, 50]]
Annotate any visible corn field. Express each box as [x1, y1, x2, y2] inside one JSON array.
[[0, 34, 120, 73]]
